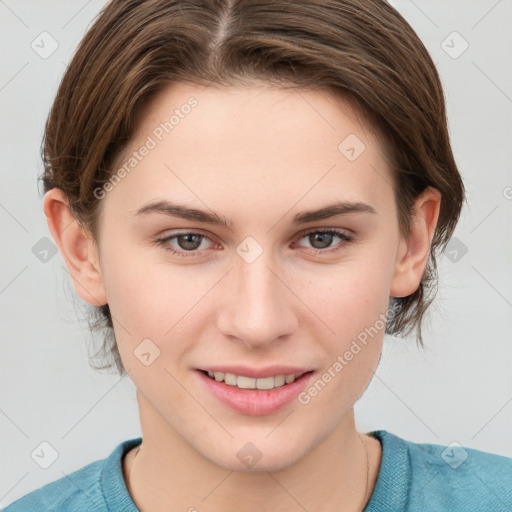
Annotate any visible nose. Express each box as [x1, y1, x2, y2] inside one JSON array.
[[216, 250, 299, 349]]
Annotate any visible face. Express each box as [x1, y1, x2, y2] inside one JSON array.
[[89, 83, 408, 471]]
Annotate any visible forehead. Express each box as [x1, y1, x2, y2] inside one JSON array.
[[104, 82, 395, 227]]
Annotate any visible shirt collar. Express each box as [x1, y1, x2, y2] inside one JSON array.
[[363, 429, 411, 512]]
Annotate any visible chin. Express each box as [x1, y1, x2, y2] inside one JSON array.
[[200, 435, 311, 474]]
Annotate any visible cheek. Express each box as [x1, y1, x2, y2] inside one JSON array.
[[295, 253, 394, 341], [296, 265, 387, 411], [98, 234, 185, 326], [98, 238, 213, 369], [291, 249, 392, 405]]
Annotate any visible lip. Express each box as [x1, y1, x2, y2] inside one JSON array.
[[196, 368, 315, 416], [198, 365, 312, 379]]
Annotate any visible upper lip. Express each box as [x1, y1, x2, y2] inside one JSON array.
[[198, 366, 313, 379]]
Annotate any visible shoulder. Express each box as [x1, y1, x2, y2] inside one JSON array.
[[369, 430, 512, 512], [2, 459, 105, 512], [2, 438, 141, 512], [406, 435, 512, 510]]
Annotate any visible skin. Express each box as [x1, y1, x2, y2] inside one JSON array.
[[44, 82, 441, 512]]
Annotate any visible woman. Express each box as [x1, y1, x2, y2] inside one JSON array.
[[4, 1, 511, 511]]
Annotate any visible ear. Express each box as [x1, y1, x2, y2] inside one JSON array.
[[43, 188, 107, 306], [390, 186, 442, 298]]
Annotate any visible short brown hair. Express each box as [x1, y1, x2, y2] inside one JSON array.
[[41, 0, 465, 376]]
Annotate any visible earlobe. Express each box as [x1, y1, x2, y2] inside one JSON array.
[[390, 187, 442, 298], [43, 188, 108, 306]]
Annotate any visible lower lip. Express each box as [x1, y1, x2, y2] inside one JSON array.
[[197, 370, 315, 416]]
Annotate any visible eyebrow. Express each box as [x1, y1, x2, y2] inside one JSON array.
[[133, 199, 377, 230]]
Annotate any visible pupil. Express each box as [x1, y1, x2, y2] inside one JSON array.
[[310, 232, 332, 249], [179, 234, 202, 250]]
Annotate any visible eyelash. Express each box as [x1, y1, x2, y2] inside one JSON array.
[[154, 228, 353, 258]]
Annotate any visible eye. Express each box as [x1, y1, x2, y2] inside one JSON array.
[[292, 229, 353, 254], [154, 231, 214, 257], [153, 228, 353, 257]]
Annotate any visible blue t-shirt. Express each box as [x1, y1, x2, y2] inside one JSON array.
[[3, 430, 511, 511]]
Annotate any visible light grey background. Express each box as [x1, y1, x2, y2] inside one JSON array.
[[1, 0, 511, 507]]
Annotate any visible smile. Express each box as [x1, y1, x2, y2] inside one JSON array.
[[201, 370, 307, 390], [197, 368, 315, 416]]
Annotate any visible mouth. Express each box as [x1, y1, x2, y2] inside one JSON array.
[[198, 369, 312, 390], [196, 368, 315, 416]]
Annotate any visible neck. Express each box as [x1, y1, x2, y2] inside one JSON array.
[[124, 392, 380, 512]]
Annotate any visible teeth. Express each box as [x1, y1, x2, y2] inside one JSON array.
[[207, 371, 303, 389], [224, 373, 237, 386], [255, 376, 275, 390], [274, 375, 285, 387], [237, 375, 256, 389], [285, 374, 296, 384]]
